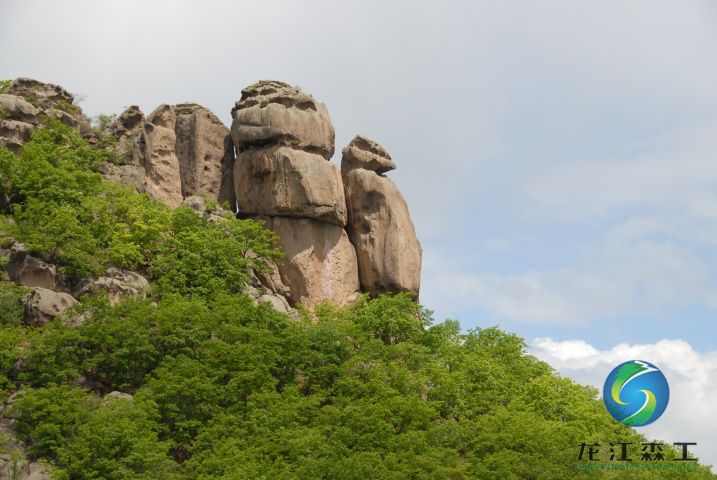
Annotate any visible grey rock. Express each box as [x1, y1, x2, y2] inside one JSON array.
[[4, 243, 56, 290], [0, 94, 39, 124], [103, 391, 134, 402], [22, 287, 79, 326], [76, 268, 148, 305]]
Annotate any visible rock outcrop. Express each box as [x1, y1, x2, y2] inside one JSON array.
[[0, 93, 40, 153], [75, 268, 149, 305], [231, 81, 334, 159], [137, 105, 184, 207], [2, 243, 56, 290], [3, 77, 93, 140], [2, 77, 424, 311], [341, 135, 422, 296], [233, 145, 347, 225], [231, 81, 359, 307], [103, 103, 236, 208], [174, 103, 236, 205], [22, 287, 79, 326]]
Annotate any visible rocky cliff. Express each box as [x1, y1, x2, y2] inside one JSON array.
[[0, 78, 422, 310]]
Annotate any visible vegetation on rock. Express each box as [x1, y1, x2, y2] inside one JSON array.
[[0, 116, 714, 479]]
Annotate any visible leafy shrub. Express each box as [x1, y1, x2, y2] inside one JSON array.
[[9, 385, 93, 459], [0, 281, 27, 327], [0, 119, 279, 286], [56, 396, 181, 480]]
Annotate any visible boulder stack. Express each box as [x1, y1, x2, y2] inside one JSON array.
[[341, 135, 422, 296], [231, 81, 359, 307]]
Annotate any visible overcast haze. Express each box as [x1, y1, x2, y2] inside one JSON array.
[[3, 0, 717, 468]]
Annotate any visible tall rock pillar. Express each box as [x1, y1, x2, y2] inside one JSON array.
[[341, 135, 422, 297], [231, 81, 359, 307]]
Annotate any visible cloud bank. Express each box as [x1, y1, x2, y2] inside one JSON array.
[[531, 337, 717, 469]]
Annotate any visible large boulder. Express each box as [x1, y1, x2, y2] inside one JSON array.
[[138, 105, 183, 207], [231, 81, 335, 159], [0, 119, 34, 146], [174, 103, 236, 205], [256, 216, 359, 308], [75, 268, 149, 305], [22, 287, 79, 326], [0, 94, 40, 124], [341, 135, 422, 296], [234, 145, 347, 226], [3, 243, 56, 290]]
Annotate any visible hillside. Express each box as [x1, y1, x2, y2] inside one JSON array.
[[0, 78, 714, 479]]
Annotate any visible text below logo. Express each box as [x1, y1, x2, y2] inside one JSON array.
[[603, 360, 669, 427]]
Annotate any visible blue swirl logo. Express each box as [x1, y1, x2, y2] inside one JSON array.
[[603, 360, 669, 427]]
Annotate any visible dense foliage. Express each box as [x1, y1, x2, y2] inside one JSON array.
[[0, 120, 279, 291], [0, 118, 714, 479]]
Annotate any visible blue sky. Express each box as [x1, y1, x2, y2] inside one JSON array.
[[3, 0, 717, 465]]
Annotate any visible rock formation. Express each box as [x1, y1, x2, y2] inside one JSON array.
[[1, 77, 423, 310], [233, 145, 347, 225], [3, 243, 57, 290], [255, 216, 359, 307], [102, 103, 236, 208], [230, 81, 359, 307], [22, 287, 79, 326], [137, 105, 184, 207], [75, 268, 149, 306], [0, 78, 93, 154], [174, 103, 236, 205], [341, 135, 422, 296]]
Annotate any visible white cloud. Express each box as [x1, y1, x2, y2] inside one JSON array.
[[530, 338, 717, 470], [427, 238, 713, 325]]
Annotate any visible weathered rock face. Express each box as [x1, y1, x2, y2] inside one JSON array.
[[138, 105, 183, 207], [104, 103, 235, 208], [23, 287, 79, 326], [0, 93, 40, 153], [5, 77, 74, 110], [256, 216, 359, 308], [112, 105, 145, 139], [341, 135, 422, 296], [234, 145, 346, 225], [76, 268, 149, 305], [5, 77, 93, 138], [3, 77, 424, 311], [231, 81, 334, 159], [174, 103, 235, 205], [3, 243, 57, 290], [231, 81, 359, 307], [0, 94, 40, 124], [0, 78, 93, 154]]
